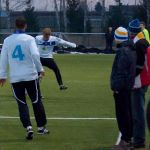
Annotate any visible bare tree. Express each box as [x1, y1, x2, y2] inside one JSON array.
[[4, 0, 30, 11], [5, 0, 10, 30], [3, 0, 32, 30], [114, 0, 121, 5], [101, 0, 106, 29], [139, 0, 150, 28], [83, 0, 88, 32], [63, 0, 67, 32], [54, 0, 60, 31], [43, 0, 48, 10]]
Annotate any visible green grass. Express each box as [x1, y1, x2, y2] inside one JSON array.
[[0, 54, 149, 150]]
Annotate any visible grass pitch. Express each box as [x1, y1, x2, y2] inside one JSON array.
[[0, 54, 149, 150]]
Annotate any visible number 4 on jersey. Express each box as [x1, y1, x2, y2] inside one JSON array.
[[12, 45, 25, 61]]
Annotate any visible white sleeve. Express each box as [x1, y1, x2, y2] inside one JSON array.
[[0, 41, 8, 79], [29, 38, 44, 72], [56, 37, 76, 48], [35, 36, 38, 45]]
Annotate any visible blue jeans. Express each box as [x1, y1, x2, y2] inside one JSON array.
[[146, 100, 150, 131], [131, 86, 148, 144]]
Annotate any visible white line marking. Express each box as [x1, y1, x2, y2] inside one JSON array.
[[0, 116, 116, 120]]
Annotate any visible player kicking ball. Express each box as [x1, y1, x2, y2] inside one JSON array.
[[36, 28, 76, 90], [0, 17, 49, 140]]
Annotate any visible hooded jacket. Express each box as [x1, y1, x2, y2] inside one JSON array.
[[110, 41, 136, 91]]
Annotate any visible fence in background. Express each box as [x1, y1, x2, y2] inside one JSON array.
[[0, 32, 106, 49]]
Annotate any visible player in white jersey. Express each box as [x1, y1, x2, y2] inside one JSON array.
[[0, 17, 49, 140], [36, 28, 76, 90]]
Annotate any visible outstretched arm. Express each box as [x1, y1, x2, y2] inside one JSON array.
[[56, 37, 76, 48]]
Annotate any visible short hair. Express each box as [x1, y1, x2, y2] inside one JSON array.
[[43, 28, 51, 33], [15, 17, 27, 29], [140, 21, 146, 26]]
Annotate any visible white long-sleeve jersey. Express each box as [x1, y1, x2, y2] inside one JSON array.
[[0, 33, 44, 83], [35, 35, 76, 58]]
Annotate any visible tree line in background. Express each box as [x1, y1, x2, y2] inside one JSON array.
[[106, 0, 150, 31], [1, 0, 150, 32]]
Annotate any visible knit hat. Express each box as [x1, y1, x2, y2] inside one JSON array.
[[128, 19, 141, 34], [114, 27, 128, 42]]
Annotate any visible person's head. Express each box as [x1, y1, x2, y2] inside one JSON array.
[[43, 28, 51, 41], [128, 19, 141, 39], [114, 27, 128, 44], [140, 21, 146, 30], [108, 27, 113, 32], [15, 17, 27, 31]]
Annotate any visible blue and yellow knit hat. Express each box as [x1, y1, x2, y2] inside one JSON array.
[[114, 27, 128, 42], [128, 19, 141, 34]]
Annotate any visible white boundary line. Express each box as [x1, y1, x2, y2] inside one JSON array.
[[0, 116, 116, 120], [0, 115, 120, 145]]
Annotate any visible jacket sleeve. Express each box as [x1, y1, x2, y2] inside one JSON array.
[[128, 51, 136, 89], [135, 39, 149, 76], [29, 38, 44, 73], [0, 40, 8, 79], [56, 37, 76, 48]]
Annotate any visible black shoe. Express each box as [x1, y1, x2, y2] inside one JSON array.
[[112, 140, 131, 150], [26, 127, 34, 140], [60, 85, 68, 90], [129, 142, 134, 150], [134, 143, 145, 149], [37, 127, 49, 135]]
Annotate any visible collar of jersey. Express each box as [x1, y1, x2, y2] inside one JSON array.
[[14, 30, 25, 34]]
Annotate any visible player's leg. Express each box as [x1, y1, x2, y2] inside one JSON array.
[[131, 86, 147, 149], [41, 57, 67, 90], [25, 80, 49, 134], [113, 90, 133, 149], [146, 100, 150, 149], [37, 72, 44, 99], [147, 100, 150, 131], [12, 82, 33, 140]]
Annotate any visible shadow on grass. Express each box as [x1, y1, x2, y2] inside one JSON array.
[[87, 147, 112, 150], [0, 138, 30, 144], [0, 94, 15, 99]]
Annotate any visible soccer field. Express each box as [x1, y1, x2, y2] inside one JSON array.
[[0, 54, 149, 150]]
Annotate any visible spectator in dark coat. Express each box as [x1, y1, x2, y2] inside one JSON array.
[[105, 27, 114, 51], [110, 27, 136, 150], [128, 19, 150, 149]]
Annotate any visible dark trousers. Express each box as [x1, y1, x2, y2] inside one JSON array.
[[131, 86, 148, 144], [105, 40, 113, 51], [146, 100, 150, 132], [40, 57, 63, 86], [114, 90, 133, 142], [12, 80, 47, 128]]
